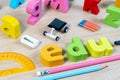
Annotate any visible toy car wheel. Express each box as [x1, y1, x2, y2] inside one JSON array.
[[43, 31, 47, 36], [55, 36, 60, 41], [64, 27, 69, 33]]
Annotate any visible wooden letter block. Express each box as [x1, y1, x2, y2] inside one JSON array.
[[104, 5, 120, 28], [26, 0, 42, 25], [86, 37, 114, 58], [66, 36, 88, 62], [0, 15, 21, 39], [83, 0, 101, 15], [44, 0, 69, 13], [40, 44, 64, 67]]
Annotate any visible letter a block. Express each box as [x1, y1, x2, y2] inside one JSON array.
[[40, 44, 64, 67], [86, 37, 114, 58], [0, 15, 21, 39], [115, 0, 120, 8], [44, 0, 69, 13], [83, 0, 101, 15], [104, 5, 120, 28], [66, 36, 88, 62], [26, 0, 42, 25], [10, 0, 25, 9]]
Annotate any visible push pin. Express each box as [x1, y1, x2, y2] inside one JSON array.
[[20, 35, 40, 48], [43, 18, 69, 41]]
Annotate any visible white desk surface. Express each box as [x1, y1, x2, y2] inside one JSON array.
[[0, 0, 120, 80]]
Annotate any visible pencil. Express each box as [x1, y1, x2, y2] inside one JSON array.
[[34, 65, 107, 80], [37, 54, 120, 76]]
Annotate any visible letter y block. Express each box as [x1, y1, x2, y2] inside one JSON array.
[[104, 6, 120, 28], [10, 0, 25, 9], [44, 0, 69, 13], [86, 37, 114, 58]]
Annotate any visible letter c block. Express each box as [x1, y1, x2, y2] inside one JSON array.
[[40, 44, 64, 67], [86, 37, 114, 58], [0, 15, 21, 39], [66, 36, 88, 62]]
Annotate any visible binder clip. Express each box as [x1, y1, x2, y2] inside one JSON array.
[[43, 18, 69, 41]]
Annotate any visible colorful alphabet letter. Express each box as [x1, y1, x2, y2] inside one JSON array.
[[40, 44, 64, 67], [44, 0, 69, 13], [26, 0, 42, 25], [66, 36, 88, 62], [83, 0, 101, 15], [10, 0, 25, 9], [0, 15, 21, 39], [115, 0, 120, 8], [104, 5, 120, 28], [86, 37, 114, 58]]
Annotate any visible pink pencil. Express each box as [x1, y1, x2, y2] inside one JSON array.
[[37, 54, 120, 76]]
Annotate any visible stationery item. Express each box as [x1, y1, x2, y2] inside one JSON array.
[[38, 54, 120, 76], [0, 52, 36, 76], [78, 19, 100, 32], [36, 66, 107, 80], [20, 35, 40, 48], [114, 40, 120, 45]]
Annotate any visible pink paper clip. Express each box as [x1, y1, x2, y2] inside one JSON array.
[[26, 0, 42, 25], [44, 0, 69, 13]]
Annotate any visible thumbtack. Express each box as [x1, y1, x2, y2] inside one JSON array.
[[20, 35, 40, 48]]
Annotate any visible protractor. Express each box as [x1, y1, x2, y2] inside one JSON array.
[[0, 52, 36, 76]]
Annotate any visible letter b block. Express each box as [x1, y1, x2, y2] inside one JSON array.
[[40, 44, 64, 67], [66, 36, 88, 62], [86, 37, 114, 58]]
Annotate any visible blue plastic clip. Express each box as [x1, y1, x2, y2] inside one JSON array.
[[10, 0, 25, 9]]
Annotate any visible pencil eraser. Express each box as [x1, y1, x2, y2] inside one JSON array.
[[20, 35, 40, 48]]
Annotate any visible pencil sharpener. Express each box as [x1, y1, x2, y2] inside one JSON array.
[[43, 18, 70, 41]]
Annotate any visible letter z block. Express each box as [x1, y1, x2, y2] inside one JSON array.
[[104, 5, 120, 28], [66, 36, 88, 62], [86, 37, 114, 58], [40, 44, 64, 67]]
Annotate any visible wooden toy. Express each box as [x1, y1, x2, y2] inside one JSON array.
[[104, 5, 120, 28], [115, 0, 120, 8], [0, 52, 36, 76], [86, 37, 114, 58], [43, 18, 69, 41], [26, 0, 42, 25], [83, 0, 101, 15], [44, 0, 69, 13], [66, 36, 88, 62], [20, 35, 40, 48], [40, 44, 64, 67], [78, 19, 100, 32], [10, 0, 25, 9], [0, 15, 21, 39]]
